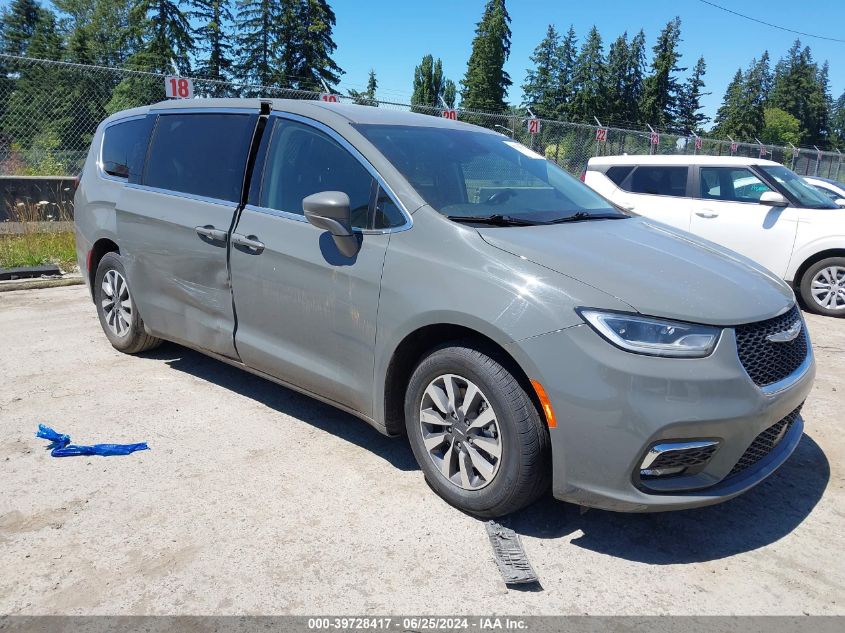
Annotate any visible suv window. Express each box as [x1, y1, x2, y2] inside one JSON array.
[[605, 165, 634, 186], [699, 167, 772, 203], [811, 184, 840, 203], [260, 119, 375, 229], [101, 117, 153, 181], [628, 166, 688, 197], [144, 113, 254, 203]]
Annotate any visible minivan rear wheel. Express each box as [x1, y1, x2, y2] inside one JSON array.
[[404, 342, 550, 517], [799, 257, 845, 317], [94, 252, 162, 354]]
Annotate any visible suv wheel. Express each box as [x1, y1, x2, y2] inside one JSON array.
[[799, 257, 845, 317], [404, 342, 550, 518], [94, 252, 162, 353]]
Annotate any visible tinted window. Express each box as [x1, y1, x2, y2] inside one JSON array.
[[356, 124, 620, 223], [811, 184, 841, 203], [628, 166, 688, 197], [759, 165, 837, 209], [144, 113, 254, 202], [260, 119, 374, 229], [606, 165, 634, 186], [699, 167, 773, 203], [101, 117, 152, 180]]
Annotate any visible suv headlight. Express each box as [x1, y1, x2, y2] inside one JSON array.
[[577, 309, 721, 358]]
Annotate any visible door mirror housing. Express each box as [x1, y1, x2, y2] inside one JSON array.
[[303, 191, 360, 258], [759, 191, 788, 207]]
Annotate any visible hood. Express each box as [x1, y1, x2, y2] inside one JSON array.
[[477, 217, 794, 326]]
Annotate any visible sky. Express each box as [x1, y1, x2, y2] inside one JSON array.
[[331, 0, 845, 124]]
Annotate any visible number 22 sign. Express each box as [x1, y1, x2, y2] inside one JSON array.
[[165, 76, 194, 99]]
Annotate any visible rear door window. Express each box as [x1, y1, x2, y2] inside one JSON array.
[[144, 113, 255, 203], [101, 117, 154, 181], [699, 167, 773, 203], [628, 166, 688, 197]]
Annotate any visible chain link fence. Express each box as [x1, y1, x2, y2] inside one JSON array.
[[1, 53, 843, 182]]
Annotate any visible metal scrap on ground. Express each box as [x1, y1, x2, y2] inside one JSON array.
[[485, 520, 540, 586], [36, 424, 149, 457]]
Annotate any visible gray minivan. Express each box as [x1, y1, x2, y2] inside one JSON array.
[[75, 99, 815, 516]]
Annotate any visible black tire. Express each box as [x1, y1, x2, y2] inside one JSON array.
[[404, 341, 551, 518], [93, 252, 162, 354], [799, 256, 845, 317]]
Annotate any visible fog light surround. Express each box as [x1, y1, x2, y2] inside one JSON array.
[[639, 440, 719, 478]]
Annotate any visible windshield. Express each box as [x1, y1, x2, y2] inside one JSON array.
[[759, 165, 838, 209], [355, 124, 623, 223]]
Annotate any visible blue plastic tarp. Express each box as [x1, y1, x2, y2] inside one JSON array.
[[36, 424, 149, 457]]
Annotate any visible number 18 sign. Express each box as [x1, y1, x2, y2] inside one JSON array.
[[165, 76, 194, 99]]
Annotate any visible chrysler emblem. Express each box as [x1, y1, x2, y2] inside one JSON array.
[[766, 320, 802, 343]]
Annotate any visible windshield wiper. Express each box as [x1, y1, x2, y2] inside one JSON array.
[[545, 211, 626, 224], [446, 214, 540, 226]]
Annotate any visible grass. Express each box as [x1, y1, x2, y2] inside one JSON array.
[[0, 197, 78, 272], [0, 230, 77, 271]]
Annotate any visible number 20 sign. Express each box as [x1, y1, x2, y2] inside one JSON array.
[[165, 76, 194, 99]]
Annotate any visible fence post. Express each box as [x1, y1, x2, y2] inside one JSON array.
[[836, 150, 843, 182], [813, 146, 821, 176], [647, 124, 656, 156]]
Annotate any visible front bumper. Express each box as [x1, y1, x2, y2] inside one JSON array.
[[508, 321, 815, 512]]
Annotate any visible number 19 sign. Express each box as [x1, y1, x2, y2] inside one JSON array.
[[165, 76, 194, 99]]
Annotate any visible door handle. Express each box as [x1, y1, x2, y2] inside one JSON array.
[[232, 233, 265, 254], [195, 225, 227, 241], [695, 211, 719, 219]]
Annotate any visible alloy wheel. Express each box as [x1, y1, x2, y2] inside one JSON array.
[[419, 373, 502, 491], [101, 269, 133, 336], [811, 265, 845, 311]]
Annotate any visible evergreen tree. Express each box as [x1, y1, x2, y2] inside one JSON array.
[[235, 0, 283, 88], [554, 25, 577, 118], [760, 107, 801, 146], [460, 0, 511, 113], [622, 29, 646, 125], [712, 68, 747, 139], [769, 40, 830, 145], [192, 0, 234, 94], [278, 0, 343, 91], [443, 78, 456, 108], [131, 0, 193, 73], [676, 56, 708, 134], [348, 69, 377, 106], [411, 54, 444, 110], [568, 26, 605, 123], [53, 0, 135, 67], [0, 0, 43, 56], [830, 91, 845, 148], [639, 16, 684, 129], [604, 32, 629, 125], [522, 24, 559, 118]]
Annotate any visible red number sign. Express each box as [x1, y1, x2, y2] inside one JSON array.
[[650, 131, 660, 145], [320, 93, 339, 103], [165, 76, 193, 99], [694, 137, 702, 150], [528, 118, 540, 135], [730, 142, 738, 154], [595, 127, 607, 142], [442, 109, 457, 120]]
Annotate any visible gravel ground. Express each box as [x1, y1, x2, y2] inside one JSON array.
[[1, 285, 843, 615]]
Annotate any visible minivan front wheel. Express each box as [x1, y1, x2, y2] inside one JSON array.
[[799, 257, 845, 317], [404, 343, 550, 517], [94, 252, 162, 354]]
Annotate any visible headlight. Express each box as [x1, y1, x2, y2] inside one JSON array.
[[577, 309, 721, 358]]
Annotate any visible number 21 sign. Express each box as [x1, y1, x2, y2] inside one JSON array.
[[165, 76, 194, 99]]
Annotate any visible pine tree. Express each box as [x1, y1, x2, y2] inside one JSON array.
[[53, 0, 135, 67], [460, 0, 511, 113], [192, 0, 234, 94], [411, 54, 444, 110], [604, 31, 629, 125], [712, 68, 746, 139], [0, 0, 43, 56], [622, 29, 646, 125], [235, 0, 283, 88], [676, 56, 708, 135], [830, 90, 845, 148], [522, 24, 559, 118], [278, 0, 343, 91], [568, 26, 605, 123], [443, 79, 456, 108], [555, 25, 577, 118], [131, 0, 193, 73], [639, 16, 684, 129], [348, 69, 377, 106], [769, 40, 830, 145]]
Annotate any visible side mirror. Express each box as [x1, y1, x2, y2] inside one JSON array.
[[759, 191, 788, 207], [303, 191, 360, 258], [835, 198, 845, 208]]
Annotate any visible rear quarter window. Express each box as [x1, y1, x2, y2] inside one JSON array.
[[627, 166, 688, 197], [143, 113, 255, 203], [100, 117, 154, 181]]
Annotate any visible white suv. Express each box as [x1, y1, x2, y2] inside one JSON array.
[[585, 155, 845, 317]]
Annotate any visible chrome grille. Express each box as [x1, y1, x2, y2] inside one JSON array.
[[735, 306, 808, 387], [727, 405, 803, 478], [641, 444, 718, 477]]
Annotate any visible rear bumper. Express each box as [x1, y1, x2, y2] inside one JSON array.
[[508, 321, 815, 512]]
